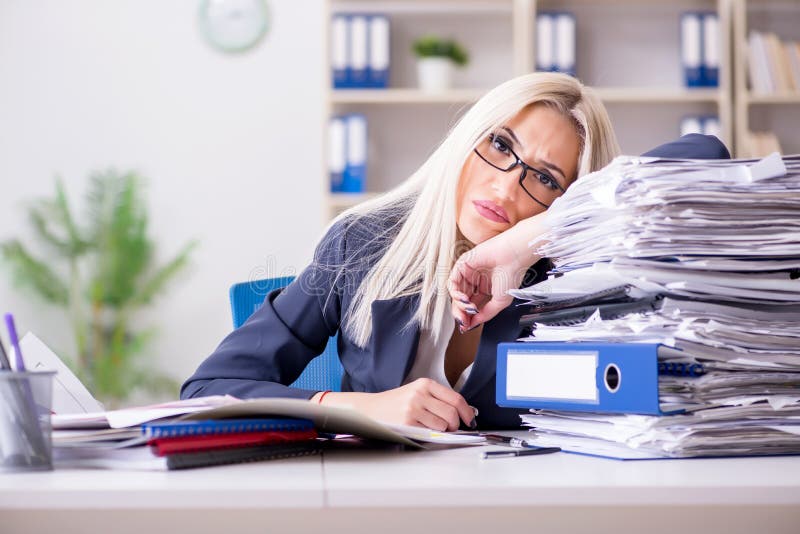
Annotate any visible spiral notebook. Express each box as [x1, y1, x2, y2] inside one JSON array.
[[142, 417, 313, 439]]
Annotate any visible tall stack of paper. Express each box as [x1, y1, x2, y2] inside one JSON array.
[[510, 153, 800, 459]]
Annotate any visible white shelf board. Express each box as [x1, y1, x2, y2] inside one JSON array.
[[593, 87, 723, 103], [330, 88, 487, 104], [331, 0, 512, 15], [746, 92, 800, 104]]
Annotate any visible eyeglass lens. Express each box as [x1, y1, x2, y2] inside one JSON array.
[[475, 134, 564, 207]]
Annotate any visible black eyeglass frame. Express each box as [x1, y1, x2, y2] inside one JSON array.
[[473, 134, 567, 209]]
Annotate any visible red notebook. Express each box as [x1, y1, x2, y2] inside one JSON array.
[[149, 428, 318, 456]]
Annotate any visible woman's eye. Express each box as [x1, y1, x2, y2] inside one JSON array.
[[535, 171, 559, 190], [490, 135, 511, 154]]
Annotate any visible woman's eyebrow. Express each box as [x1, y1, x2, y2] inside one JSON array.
[[500, 126, 567, 180]]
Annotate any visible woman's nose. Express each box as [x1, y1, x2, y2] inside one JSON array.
[[491, 166, 520, 201]]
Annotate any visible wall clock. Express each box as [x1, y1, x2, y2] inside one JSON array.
[[199, 0, 270, 53]]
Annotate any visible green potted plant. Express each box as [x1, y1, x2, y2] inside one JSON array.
[[411, 35, 469, 92], [0, 170, 196, 407]]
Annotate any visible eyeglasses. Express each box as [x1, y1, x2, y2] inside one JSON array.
[[473, 133, 566, 208]]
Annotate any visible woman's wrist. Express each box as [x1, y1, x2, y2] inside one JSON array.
[[505, 215, 546, 271], [310, 390, 368, 409]]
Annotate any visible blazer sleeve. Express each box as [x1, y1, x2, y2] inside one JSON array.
[[180, 219, 349, 401], [640, 133, 731, 159]]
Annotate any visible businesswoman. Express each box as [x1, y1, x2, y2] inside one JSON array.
[[182, 72, 729, 430]]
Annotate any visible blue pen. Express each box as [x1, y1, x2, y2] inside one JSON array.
[[4, 313, 25, 371]]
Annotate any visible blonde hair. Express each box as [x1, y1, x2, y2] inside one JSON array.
[[332, 72, 620, 348]]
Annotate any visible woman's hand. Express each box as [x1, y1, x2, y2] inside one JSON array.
[[449, 213, 548, 331], [311, 379, 476, 431]]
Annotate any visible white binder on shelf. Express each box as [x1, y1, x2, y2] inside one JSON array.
[[680, 115, 703, 137], [367, 15, 390, 88], [331, 15, 350, 89], [702, 115, 721, 139], [702, 13, 719, 87], [348, 15, 369, 88], [679, 115, 721, 139], [536, 13, 554, 72], [328, 116, 346, 193], [342, 114, 367, 193], [554, 13, 576, 77], [680, 12, 703, 87]]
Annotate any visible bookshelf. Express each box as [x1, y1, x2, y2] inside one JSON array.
[[733, 0, 800, 157], [323, 0, 740, 219]]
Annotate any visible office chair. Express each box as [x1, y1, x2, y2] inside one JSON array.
[[229, 277, 343, 392]]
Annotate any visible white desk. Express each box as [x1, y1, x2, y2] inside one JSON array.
[[2, 443, 799, 534]]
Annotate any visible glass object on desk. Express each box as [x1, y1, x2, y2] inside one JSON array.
[[0, 370, 56, 472]]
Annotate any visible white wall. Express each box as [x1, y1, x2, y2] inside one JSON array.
[[0, 0, 325, 394]]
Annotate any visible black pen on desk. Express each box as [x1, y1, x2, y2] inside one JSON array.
[[482, 447, 561, 459], [483, 433, 539, 449]]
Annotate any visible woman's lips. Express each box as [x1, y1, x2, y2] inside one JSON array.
[[472, 200, 510, 224]]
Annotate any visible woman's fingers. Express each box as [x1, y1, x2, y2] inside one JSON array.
[[451, 305, 473, 333], [426, 380, 475, 427], [449, 275, 494, 332], [419, 396, 461, 431], [375, 379, 476, 431]]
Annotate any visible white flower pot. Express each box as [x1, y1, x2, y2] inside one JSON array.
[[416, 57, 454, 92]]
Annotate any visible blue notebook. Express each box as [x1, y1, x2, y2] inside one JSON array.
[[142, 418, 314, 439]]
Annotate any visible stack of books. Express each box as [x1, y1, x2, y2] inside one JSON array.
[[747, 31, 800, 95], [503, 153, 800, 459]]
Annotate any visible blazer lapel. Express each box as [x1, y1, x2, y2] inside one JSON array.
[[368, 294, 420, 392]]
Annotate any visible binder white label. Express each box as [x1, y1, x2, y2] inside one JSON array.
[[536, 14, 553, 71], [681, 13, 701, 68], [555, 14, 576, 72], [331, 16, 348, 70], [703, 14, 719, 69], [346, 114, 367, 165], [703, 116, 721, 138], [680, 116, 703, 137], [329, 117, 346, 173], [349, 15, 368, 71], [506, 350, 598, 402], [369, 16, 390, 71]]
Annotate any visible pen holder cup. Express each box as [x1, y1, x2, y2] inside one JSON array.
[[0, 370, 56, 472]]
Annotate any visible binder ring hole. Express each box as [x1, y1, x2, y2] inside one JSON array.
[[604, 364, 621, 393]]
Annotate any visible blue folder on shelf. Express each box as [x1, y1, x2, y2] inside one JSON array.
[[680, 12, 703, 88], [496, 342, 700, 416]]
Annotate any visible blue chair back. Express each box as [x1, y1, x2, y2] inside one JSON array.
[[229, 277, 343, 392]]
